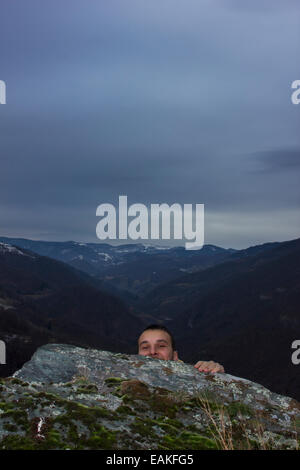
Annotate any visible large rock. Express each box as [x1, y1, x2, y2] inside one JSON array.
[[0, 343, 299, 450]]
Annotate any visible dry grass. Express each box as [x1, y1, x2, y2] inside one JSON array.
[[196, 394, 234, 450], [195, 392, 275, 450]]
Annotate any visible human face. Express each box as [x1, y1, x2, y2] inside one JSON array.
[[138, 329, 178, 361]]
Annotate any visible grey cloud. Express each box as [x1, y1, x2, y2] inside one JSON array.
[[253, 148, 300, 172], [0, 1, 299, 248]]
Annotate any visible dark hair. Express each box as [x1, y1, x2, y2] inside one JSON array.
[[139, 324, 176, 350]]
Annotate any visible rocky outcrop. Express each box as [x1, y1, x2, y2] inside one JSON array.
[[0, 344, 299, 450]]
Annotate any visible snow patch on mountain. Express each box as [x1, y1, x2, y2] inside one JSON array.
[[97, 252, 113, 262], [0, 242, 32, 257]]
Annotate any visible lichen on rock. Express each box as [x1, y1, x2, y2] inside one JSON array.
[[0, 343, 298, 450]]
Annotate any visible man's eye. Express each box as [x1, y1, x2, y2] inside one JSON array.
[[159, 345, 166, 348]]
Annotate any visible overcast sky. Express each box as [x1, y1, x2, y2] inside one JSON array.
[[0, 0, 299, 249]]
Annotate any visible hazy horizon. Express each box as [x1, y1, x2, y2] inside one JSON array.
[[1, 232, 299, 252]]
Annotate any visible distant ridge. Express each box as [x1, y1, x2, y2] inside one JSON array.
[[0, 236, 236, 296]]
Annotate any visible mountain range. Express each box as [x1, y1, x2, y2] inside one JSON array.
[[0, 237, 235, 297]]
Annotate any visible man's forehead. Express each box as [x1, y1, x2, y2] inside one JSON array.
[[138, 330, 171, 344]]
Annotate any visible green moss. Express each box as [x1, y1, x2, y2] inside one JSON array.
[[0, 401, 15, 412], [104, 377, 125, 386], [156, 422, 179, 436], [117, 383, 191, 420], [3, 422, 18, 432], [163, 431, 218, 450], [35, 431, 65, 450], [36, 391, 66, 406], [9, 378, 27, 386], [36, 425, 68, 450], [1, 409, 28, 427], [46, 429, 62, 444], [151, 401, 178, 418], [226, 402, 253, 418], [130, 417, 157, 439], [121, 394, 131, 403], [85, 426, 116, 449], [54, 400, 116, 434], [116, 405, 136, 415], [76, 383, 98, 394], [130, 402, 148, 413], [67, 422, 80, 445], [0, 435, 36, 450], [16, 396, 35, 411], [162, 417, 183, 429], [151, 417, 184, 436], [186, 423, 206, 434], [72, 377, 89, 386], [147, 390, 179, 418]]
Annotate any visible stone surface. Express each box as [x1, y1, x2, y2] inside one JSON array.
[[0, 343, 299, 450]]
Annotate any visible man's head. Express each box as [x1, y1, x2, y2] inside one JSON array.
[[137, 324, 179, 361]]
